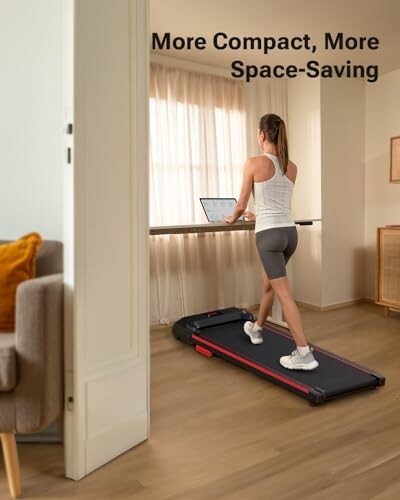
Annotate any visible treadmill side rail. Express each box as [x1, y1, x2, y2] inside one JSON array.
[[309, 387, 327, 405]]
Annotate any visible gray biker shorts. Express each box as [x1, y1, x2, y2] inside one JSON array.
[[255, 226, 298, 280]]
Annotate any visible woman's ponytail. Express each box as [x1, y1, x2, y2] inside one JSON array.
[[259, 113, 289, 174], [277, 120, 289, 175]]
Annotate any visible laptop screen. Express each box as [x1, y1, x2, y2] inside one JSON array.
[[200, 198, 245, 222]]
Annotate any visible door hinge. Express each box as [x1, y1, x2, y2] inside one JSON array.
[[66, 396, 74, 411]]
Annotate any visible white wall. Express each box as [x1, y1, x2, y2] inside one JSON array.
[[288, 77, 367, 308], [320, 78, 366, 306], [287, 77, 322, 306], [0, 0, 64, 240], [288, 77, 322, 221], [364, 69, 400, 299]]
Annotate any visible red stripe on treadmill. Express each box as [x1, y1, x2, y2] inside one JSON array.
[[265, 324, 373, 375], [192, 334, 310, 394]]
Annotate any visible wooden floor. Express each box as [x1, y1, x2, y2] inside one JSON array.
[[1, 303, 399, 499]]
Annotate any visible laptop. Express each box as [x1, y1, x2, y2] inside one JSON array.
[[200, 197, 245, 223]]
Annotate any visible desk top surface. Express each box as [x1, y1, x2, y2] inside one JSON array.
[[150, 219, 321, 235]]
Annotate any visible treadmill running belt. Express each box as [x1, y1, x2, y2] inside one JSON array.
[[197, 321, 377, 397]]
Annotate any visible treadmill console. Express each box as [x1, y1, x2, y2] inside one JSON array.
[[173, 307, 254, 340]]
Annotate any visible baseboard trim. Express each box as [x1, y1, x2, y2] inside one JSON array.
[[242, 300, 369, 312], [296, 298, 367, 312], [364, 297, 375, 304], [295, 301, 323, 311]]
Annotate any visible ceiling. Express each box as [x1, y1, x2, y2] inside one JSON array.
[[150, 0, 400, 75]]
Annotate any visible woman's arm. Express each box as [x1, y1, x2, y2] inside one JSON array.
[[224, 159, 254, 224]]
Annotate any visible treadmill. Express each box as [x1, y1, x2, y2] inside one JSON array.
[[173, 307, 385, 405]]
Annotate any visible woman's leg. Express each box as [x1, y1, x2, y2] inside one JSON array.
[[255, 226, 308, 347], [244, 271, 274, 344], [269, 275, 308, 347], [257, 270, 275, 327], [255, 228, 317, 368]]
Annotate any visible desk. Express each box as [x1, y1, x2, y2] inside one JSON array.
[[150, 219, 319, 236], [150, 219, 321, 327]]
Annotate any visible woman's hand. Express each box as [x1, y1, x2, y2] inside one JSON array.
[[243, 211, 255, 221], [224, 211, 255, 223], [224, 215, 237, 224]]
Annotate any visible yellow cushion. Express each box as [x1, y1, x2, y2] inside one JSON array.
[[0, 233, 42, 333]]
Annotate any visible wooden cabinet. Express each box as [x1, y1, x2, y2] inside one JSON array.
[[376, 227, 400, 316]]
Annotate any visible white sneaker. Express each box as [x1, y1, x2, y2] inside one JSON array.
[[244, 321, 264, 344], [280, 348, 319, 370]]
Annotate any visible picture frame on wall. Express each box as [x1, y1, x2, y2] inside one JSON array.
[[390, 136, 400, 183]]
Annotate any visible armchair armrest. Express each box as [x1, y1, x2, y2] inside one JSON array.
[[14, 274, 64, 433]]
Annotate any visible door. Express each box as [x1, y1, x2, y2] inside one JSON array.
[[63, 0, 149, 479]]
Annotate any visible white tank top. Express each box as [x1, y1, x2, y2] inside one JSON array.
[[253, 153, 295, 233]]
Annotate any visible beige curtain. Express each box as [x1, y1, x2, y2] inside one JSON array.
[[149, 63, 287, 325], [150, 232, 261, 325], [150, 63, 246, 226]]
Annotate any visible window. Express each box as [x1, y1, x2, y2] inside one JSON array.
[[149, 63, 247, 226]]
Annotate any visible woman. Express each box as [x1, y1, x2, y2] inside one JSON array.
[[224, 113, 318, 371]]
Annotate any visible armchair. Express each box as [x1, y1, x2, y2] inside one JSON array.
[[0, 240, 63, 498]]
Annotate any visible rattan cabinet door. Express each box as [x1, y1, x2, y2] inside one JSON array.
[[376, 228, 400, 309]]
